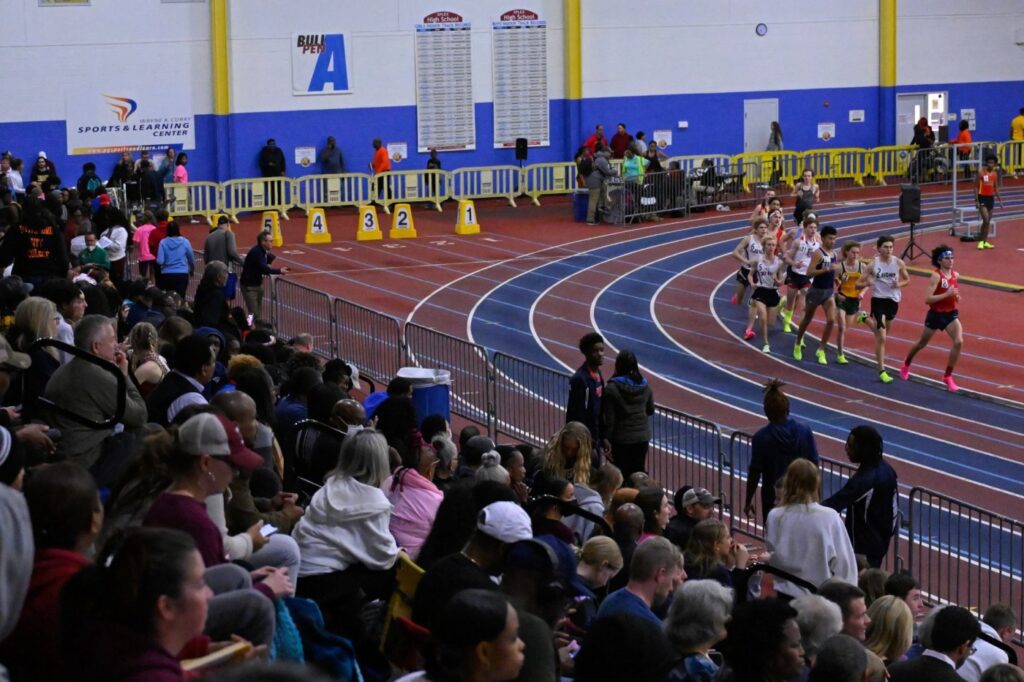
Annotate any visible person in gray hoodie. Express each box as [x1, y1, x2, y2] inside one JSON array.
[[602, 350, 655, 479], [586, 147, 618, 224]]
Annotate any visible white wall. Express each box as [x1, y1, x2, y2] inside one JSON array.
[[580, 0, 879, 97], [226, 0, 565, 114], [898, 0, 1024, 85], [0, 0, 212, 122]]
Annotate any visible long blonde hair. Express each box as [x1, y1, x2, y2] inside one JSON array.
[[127, 322, 160, 371], [12, 296, 58, 360], [542, 421, 593, 485], [781, 458, 820, 506], [864, 595, 913, 662]]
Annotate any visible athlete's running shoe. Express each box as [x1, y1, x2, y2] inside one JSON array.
[[981, 241, 995, 249], [782, 308, 794, 332], [793, 344, 803, 361], [816, 349, 827, 365], [879, 371, 893, 384], [743, 328, 755, 341], [899, 364, 910, 381], [944, 375, 960, 392], [762, 344, 771, 354], [855, 311, 869, 325], [836, 354, 849, 365]]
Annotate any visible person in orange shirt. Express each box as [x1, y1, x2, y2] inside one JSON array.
[[951, 120, 973, 179], [370, 138, 391, 203]]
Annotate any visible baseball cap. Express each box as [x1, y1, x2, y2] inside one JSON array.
[[178, 413, 262, 471], [477, 501, 532, 543], [38, 151, 47, 159], [0, 336, 31, 370], [682, 487, 720, 507]]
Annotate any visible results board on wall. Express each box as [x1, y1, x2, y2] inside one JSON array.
[[65, 86, 195, 155], [415, 11, 476, 152], [492, 9, 549, 149], [292, 32, 352, 96]]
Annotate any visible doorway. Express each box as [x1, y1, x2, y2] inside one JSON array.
[[744, 98, 779, 153], [896, 92, 947, 146]]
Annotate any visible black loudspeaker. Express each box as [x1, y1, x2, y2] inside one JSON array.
[[515, 137, 528, 161], [899, 184, 921, 224]]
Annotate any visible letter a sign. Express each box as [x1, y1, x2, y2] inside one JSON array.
[[292, 32, 352, 95]]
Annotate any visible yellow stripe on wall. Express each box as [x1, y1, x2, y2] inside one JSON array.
[[211, 0, 231, 115], [565, 0, 582, 100], [879, 0, 896, 88]]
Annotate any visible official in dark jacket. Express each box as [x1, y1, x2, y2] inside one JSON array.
[[602, 350, 654, 479], [566, 332, 607, 453]]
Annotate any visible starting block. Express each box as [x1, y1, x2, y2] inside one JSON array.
[[304, 208, 332, 244], [455, 199, 480, 235], [389, 203, 418, 239], [262, 210, 283, 247], [357, 205, 383, 241]]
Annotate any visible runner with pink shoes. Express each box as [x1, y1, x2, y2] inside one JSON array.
[[899, 245, 964, 392]]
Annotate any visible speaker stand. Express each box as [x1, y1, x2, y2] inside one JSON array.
[[901, 222, 927, 261]]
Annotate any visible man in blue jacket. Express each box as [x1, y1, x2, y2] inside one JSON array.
[[240, 230, 289, 325], [565, 332, 609, 455], [744, 378, 818, 522]]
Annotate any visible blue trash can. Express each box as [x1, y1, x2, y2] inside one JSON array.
[[396, 367, 452, 423], [572, 189, 589, 222]]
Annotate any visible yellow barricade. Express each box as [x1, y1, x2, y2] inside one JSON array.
[[376, 169, 448, 214], [867, 145, 916, 185], [730, 152, 802, 192], [450, 166, 521, 207], [824, 148, 869, 186], [523, 162, 578, 205], [165, 181, 221, 223], [221, 177, 295, 220], [294, 173, 373, 215], [998, 140, 1024, 174]]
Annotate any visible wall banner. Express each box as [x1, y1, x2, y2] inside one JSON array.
[[65, 86, 195, 155], [292, 32, 352, 96]]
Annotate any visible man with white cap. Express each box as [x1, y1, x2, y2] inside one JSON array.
[[411, 500, 532, 629]]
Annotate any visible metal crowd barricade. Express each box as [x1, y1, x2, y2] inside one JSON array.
[[184, 250, 206, 302], [273, 278, 335, 359], [999, 140, 1024, 174], [450, 166, 521, 207], [647, 406, 723, 500], [222, 177, 295, 220], [867, 145, 916, 185], [166, 181, 221, 223], [491, 353, 570, 447], [685, 160, 756, 212], [404, 323, 493, 432], [293, 173, 373, 215], [613, 169, 690, 224], [907, 488, 1024, 636], [378, 169, 448, 213], [523, 162, 579, 205], [332, 297, 403, 385], [906, 145, 955, 185]]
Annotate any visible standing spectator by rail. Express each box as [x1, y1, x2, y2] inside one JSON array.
[[107, 151, 135, 188], [155, 221, 195, 298], [585, 147, 616, 225], [767, 121, 785, 151], [204, 214, 245, 269], [319, 136, 344, 174], [583, 124, 606, 155], [158, 147, 177, 185], [952, 120, 973, 179], [241, 230, 289, 326], [425, 148, 442, 197], [566, 332, 608, 456], [258, 138, 286, 206], [609, 123, 633, 159], [370, 137, 391, 204], [138, 159, 165, 207], [7, 158, 25, 202], [28, 152, 57, 192], [601, 349, 654, 479], [1011, 107, 1024, 141], [745, 378, 819, 521], [173, 152, 189, 184], [910, 117, 935, 148]]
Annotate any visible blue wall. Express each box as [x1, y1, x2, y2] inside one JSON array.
[[2, 80, 1021, 184]]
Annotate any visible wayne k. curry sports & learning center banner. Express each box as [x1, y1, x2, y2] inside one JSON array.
[[65, 85, 196, 155]]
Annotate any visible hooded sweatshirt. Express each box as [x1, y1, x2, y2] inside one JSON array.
[[156, 236, 195, 274], [293, 475, 398, 577], [748, 417, 819, 520], [383, 468, 443, 560], [602, 375, 655, 445]]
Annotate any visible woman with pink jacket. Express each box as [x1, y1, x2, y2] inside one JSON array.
[[383, 432, 444, 560]]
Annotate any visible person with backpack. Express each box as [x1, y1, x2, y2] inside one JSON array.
[[585, 148, 617, 225], [75, 162, 104, 199]]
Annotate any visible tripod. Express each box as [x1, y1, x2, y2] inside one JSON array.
[[901, 222, 927, 261]]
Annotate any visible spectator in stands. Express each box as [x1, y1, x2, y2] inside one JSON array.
[[0, 462, 100, 681], [193, 261, 239, 340], [124, 322, 168, 399], [173, 152, 189, 184], [576, 535, 623, 598], [609, 123, 633, 159], [319, 136, 345, 174], [766, 460, 858, 599], [405, 589, 525, 682], [77, 232, 110, 270], [37, 279, 86, 363], [139, 159, 165, 206], [665, 486, 717, 553], [819, 581, 872, 642], [583, 124, 606, 155], [133, 211, 157, 282], [146, 334, 216, 426], [745, 378, 819, 521], [792, 594, 844, 667], [75, 162, 104, 199], [823, 425, 898, 567], [888, 606, 980, 682], [859, 568, 889, 606], [911, 117, 935, 148], [96, 206, 130, 286], [864, 594, 913, 664], [476, 451, 510, 485], [416, 479, 517, 570], [60, 528, 214, 681], [684, 518, 750, 588], [720, 598, 805, 682], [664, 579, 733, 682], [457, 433, 496, 479], [809, 634, 868, 682], [634, 485, 673, 542], [606, 500, 643, 589], [108, 151, 136, 187], [884, 571, 927, 620], [982, 666, 1024, 682], [622, 147, 648, 186], [383, 431, 443, 560], [575, 612, 675, 682], [204, 214, 245, 269], [528, 475, 577, 545], [7, 297, 62, 422], [601, 349, 654, 479], [28, 153, 57, 192], [155, 220, 195, 298], [431, 433, 459, 492], [7, 158, 25, 202], [158, 148, 177, 184], [959, 604, 1017, 682], [412, 500, 531, 629], [544, 421, 598, 489], [499, 445, 530, 503], [0, 195, 70, 290], [501, 539, 567, 681], [596, 535, 683, 626], [241, 230, 289, 326]]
